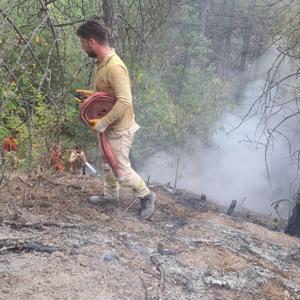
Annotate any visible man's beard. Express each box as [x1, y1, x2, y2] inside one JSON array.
[[87, 50, 97, 58]]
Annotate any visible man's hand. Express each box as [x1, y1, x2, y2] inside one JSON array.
[[79, 154, 86, 162], [75, 89, 93, 102], [75, 90, 94, 102], [75, 153, 85, 161], [88, 119, 98, 130], [75, 89, 93, 98], [88, 119, 107, 133]]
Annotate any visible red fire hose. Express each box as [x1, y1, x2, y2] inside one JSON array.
[[79, 92, 119, 177]]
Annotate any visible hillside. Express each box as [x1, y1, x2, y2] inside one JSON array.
[[0, 174, 300, 300]]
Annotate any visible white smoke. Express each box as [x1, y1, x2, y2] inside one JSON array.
[[142, 49, 300, 216]]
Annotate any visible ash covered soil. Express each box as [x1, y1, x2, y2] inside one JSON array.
[[0, 174, 300, 300]]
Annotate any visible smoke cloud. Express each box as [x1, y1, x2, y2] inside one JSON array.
[[142, 49, 300, 217]]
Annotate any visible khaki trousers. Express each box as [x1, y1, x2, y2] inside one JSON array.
[[102, 129, 149, 200]]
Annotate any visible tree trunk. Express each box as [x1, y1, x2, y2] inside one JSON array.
[[284, 194, 300, 238], [25, 104, 33, 178], [102, 0, 113, 29], [200, 0, 211, 36], [102, 0, 119, 48], [173, 147, 181, 190], [221, 0, 235, 79], [212, 0, 226, 76], [239, 2, 255, 72], [239, 25, 250, 72]]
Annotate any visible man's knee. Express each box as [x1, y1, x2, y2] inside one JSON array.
[[117, 167, 136, 183], [105, 174, 118, 186]]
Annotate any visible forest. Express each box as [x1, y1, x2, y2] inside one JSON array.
[[1, 0, 300, 299], [0, 0, 298, 172]]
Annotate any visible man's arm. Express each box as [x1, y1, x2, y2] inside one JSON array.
[[95, 64, 132, 131], [2, 137, 10, 152], [69, 152, 76, 163], [11, 138, 17, 152], [80, 151, 87, 162], [75, 89, 93, 98]]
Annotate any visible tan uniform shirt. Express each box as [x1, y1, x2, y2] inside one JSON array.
[[69, 151, 86, 163], [94, 49, 139, 133]]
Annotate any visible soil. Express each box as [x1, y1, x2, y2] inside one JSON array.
[[0, 173, 300, 300]]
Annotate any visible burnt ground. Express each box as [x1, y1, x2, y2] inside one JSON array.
[[0, 173, 300, 300]]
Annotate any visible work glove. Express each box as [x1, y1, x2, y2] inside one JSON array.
[[78, 153, 86, 161], [75, 89, 93, 98], [74, 89, 93, 104], [88, 119, 107, 133]]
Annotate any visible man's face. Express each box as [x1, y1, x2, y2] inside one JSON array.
[[80, 38, 97, 58]]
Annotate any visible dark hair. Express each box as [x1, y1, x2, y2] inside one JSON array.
[[77, 20, 109, 44]]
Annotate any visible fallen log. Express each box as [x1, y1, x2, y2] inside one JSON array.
[[150, 256, 165, 291], [2, 220, 77, 230], [139, 275, 149, 300], [158, 184, 208, 212], [0, 231, 46, 242], [175, 192, 208, 212], [0, 240, 60, 254], [39, 176, 82, 190], [160, 184, 176, 195]]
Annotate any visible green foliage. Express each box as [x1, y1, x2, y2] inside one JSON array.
[[3, 0, 290, 172], [131, 60, 232, 165], [0, 76, 65, 171], [132, 69, 175, 159]]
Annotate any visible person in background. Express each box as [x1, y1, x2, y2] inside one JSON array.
[[49, 144, 64, 172], [69, 145, 87, 175], [1, 129, 19, 169]]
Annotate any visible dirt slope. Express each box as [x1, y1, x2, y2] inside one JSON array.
[[0, 174, 300, 300]]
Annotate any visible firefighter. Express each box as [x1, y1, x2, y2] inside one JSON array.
[[69, 145, 87, 174], [76, 20, 156, 219], [1, 129, 19, 169], [49, 144, 64, 172]]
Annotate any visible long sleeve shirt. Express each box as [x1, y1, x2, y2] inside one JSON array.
[[69, 150, 86, 163], [94, 49, 139, 133]]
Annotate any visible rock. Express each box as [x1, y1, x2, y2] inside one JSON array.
[[102, 252, 119, 263], [157, 243, 177, 256]]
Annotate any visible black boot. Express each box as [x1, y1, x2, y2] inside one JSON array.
[[140, 191, 156, 219]]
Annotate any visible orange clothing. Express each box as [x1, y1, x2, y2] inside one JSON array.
[[50, 147, 64, 172], [54, 162, 64, 171], [2, 136, 17, 152]]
